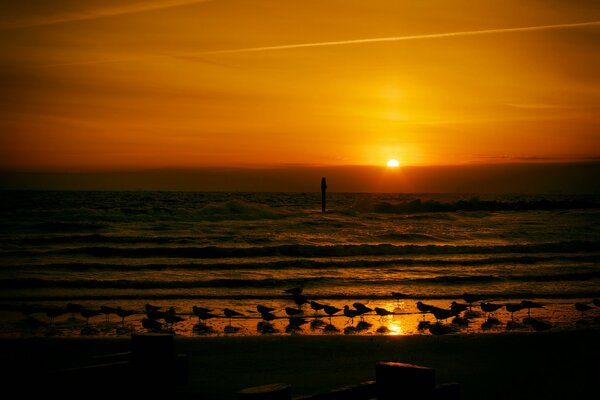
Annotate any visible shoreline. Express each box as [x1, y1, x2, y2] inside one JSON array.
[[2, 330, 598, 399]]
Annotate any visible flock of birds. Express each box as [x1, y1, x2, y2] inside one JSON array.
[[16, 289, 600, 336]]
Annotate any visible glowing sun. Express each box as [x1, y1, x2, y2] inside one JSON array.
[[387, 159, 400, 167]]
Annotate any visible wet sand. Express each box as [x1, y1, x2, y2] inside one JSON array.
[[1, 331, 598, 399]]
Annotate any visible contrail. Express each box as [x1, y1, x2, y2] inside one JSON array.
[[39, 20, 600, 68], [196, 20, 600, 56]]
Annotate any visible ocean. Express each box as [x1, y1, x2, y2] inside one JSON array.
[[1, 191, 599, 336]]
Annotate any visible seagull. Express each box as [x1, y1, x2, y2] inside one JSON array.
[[163, 312, 185, 327], [145, 303, 161, 313], [80, 309, 102, 325], [146, 309, 167, 320], [374, 307, 393, 320], [529, 318, 553, 332], [520, 300, 543, 318], [142, 317, 163, 331], [114, 307, 135, 327], [575, 302, 593, 319], [100, 305, 119, 323], [193, 306, 213, 317], [429, 322, 454, 335], [480, 302, 503, 319], [343, 305, 359, 324], [323, 305, 341, 323], [430, 306, 454, 323], [223, 308, 243, 325], [450, 301, 469, 315], [256, 305, 275, 314], [260, 311, 277, 322], [45, 307, 65, 322], [462, 293, 484, 310], [292, 294, 309, 308], [505, 303, 524, 321], [310, 301, 325, 313], [416, 301, 434, 319], [284, 287, 303, 296], [352, 302, 373, 319], [285, 307, 302, 317]]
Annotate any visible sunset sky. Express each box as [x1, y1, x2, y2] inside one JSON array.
[[1, 0, 599, 190]]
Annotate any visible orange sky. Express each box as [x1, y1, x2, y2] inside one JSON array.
[[1, 0, 600, 171]]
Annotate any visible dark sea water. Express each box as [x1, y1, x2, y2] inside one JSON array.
[[1, 191, 599, 336]]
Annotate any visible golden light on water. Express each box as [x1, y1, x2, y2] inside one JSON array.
[[387, 320, 404, 335]]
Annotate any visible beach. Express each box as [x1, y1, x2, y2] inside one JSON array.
[[2, 331, 598, 399]]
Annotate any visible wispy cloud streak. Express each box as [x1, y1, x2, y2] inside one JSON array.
[[196, 20, 600, 56], [1, 0, 213, 30], [39, 20, 600, 68]]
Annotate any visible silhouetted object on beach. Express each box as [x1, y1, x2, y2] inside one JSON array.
[[257, 321, 277, 334], [142, 317, 163, 332], [353, 302, 372, 319], [100, 306, 118, 323], [321, 177, 327, 213], [452, 316, 469, 327], [391, 291, 408, 307], [80, 309, 101, 325], [223, 308, 243, 325], [147, 309, 167, 320], [192, 306, 212, 314], [115, 307, 135, 327], [145, 303, 161, 313], [284, 287, 303, 296], [309, 301, 325, 314], [521, 300, 543, 317], [45, 307, 65, 322], [256, 304, 275, 314], [66, 303, 84, 315], [286, 317, 308, 333], [285, 307, 302, 317], [450, 301, 468, 315], [416, 301, 434, 319], [575, 302, 593, 319], [430, 307, 454, 323], [505, 303, 524, 321], [593, 298, 600, 307], [323, 305, 341, 323], [481, 317, 502, 330], [343, 305, 359, 323], [323, 323, 339, 333], [292, 294, 309, 308], [260, 311, 277, 322], [529, 318, 553, 332], [429, 322, 454, 335], [462, 293, 484, 310], [480, 302, 503, 319], [310, 318, 326, 330], [164, 308, 185, 328], [375, 307, 393, 320]]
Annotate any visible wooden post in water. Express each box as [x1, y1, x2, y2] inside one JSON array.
[[321, 177, 327, 213]]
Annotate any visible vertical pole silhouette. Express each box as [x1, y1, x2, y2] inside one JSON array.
[[321, 177, 327, 213]]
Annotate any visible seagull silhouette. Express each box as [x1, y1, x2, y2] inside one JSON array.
[[256, 305, 275, 314], [575, 302, 593, 319], [223, 308, 243, 325], [343, 305, 359, 324], [323, 305, 341, 323]]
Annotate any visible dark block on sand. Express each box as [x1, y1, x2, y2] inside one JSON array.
[[238, 383, 292, 400], [376, 361, 436, 400]]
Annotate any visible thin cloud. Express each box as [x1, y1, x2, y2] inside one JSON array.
[[1, 0, 213, 30], [39, 20, 600, 68], [194, 20, 600, 56]]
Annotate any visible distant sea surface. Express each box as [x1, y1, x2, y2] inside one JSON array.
[[1, 191, 599, 335]]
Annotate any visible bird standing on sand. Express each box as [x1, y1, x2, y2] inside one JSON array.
[[45, 307, 65, 322], [260, 311, 277, 322], [145, 303, 161, 313], [462, 293, 484, 310], [256, 305, 275, 314], [352, 303, 373, 319], [285, 307, 302, 317], [575, 302, 593, 319], [223, 308, 243, 325], [100, 305, 118, 323], [284, 287, 303, 296], [430, 306, 454, 323], [80, 309, 102, 325], [416, 301, 434, 319], [115, 307, 135, 327], [310, 301, 325, 314], [480, 302, 503, 319], [142, 317, 163, 331], [323, 305, 341, 323], [505, 303, 524, 321], [292, 294, 309, 308], [450, 301, 468, 315], [343, 305, 359, 324], [193, 306, 213, 317], [520, 300, 543, 318], [374, 307, 393, 320]]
